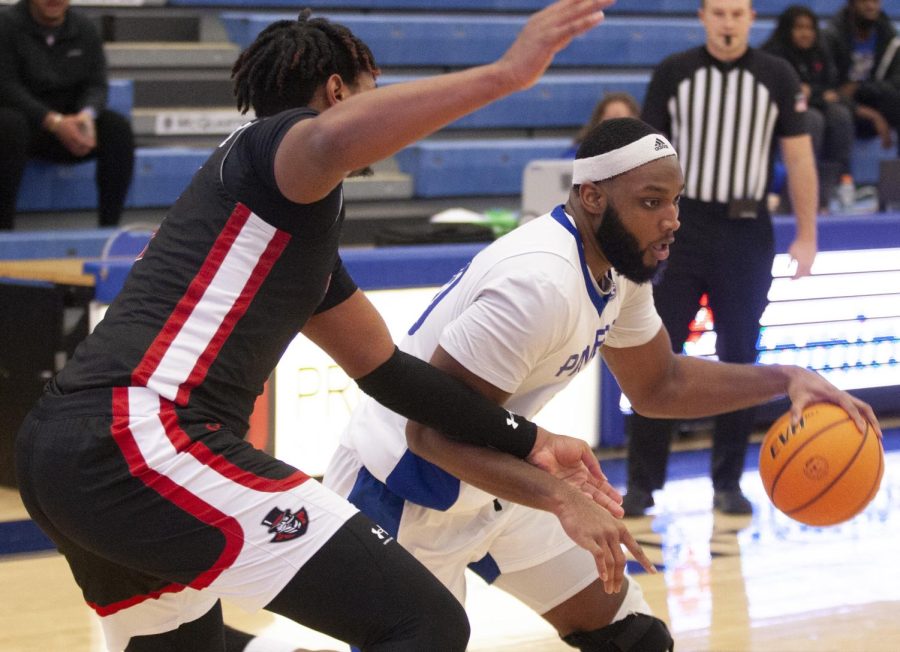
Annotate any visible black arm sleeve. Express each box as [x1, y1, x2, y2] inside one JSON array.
[[356, 347, 537, 459]]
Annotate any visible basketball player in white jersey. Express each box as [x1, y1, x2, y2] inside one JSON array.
[[324, 118, 879, 651]]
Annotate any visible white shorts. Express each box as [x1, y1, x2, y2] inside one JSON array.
[[325, 444, 599, 614]]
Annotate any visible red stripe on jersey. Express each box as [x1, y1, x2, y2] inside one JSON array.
[[175, 228, 291, 405], [159, 399, 309, 490], [131, 204, 252, 388], [100, 388, 244, 616]]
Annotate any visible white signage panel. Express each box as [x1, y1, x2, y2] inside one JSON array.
[[273, 287, 599, 476]]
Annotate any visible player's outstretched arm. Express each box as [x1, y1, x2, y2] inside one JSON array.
[[604, 328, 879, 436], [275, 0, 613, 203]]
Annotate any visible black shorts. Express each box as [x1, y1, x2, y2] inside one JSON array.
[[15, 385, 357, 650]]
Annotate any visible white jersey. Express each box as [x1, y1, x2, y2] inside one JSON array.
[[327, 206, 661, 513]]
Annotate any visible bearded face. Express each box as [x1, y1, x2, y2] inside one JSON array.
[[594, 200, 665, 285]]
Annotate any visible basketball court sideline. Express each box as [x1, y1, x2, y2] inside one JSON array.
[[1, 425, 899, 652]]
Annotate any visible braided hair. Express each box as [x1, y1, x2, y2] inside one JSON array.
[[232, 9, 380, 118]]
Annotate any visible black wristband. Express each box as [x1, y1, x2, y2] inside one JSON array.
[[356, 347, 537, 459]]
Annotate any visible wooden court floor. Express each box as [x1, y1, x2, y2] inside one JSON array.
[[2, 429, 899, 652]]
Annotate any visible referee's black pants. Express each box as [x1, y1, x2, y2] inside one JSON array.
[[0, 107, 135, 230], [627, 199, 775, 495]]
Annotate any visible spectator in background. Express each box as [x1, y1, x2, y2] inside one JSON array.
[[627, 0, 818, 517], [0, 0, 135, 230], [763, 5, 854, 209], [563, 91, 640, 157], [823, 0, 900, 155]]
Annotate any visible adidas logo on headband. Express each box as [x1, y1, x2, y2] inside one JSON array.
[[572, 133, 677, 184]]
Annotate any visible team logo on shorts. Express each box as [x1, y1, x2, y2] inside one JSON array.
[[261, 506, 309, 542]]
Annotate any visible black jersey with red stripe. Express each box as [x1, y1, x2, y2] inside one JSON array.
[[54, 108, 358, 435]]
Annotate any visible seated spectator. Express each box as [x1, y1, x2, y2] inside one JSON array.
[[563, 91, 640, 157], [823, 0, 900, 156], [0, 0, 135, 231], [763, 5, 854, 208]]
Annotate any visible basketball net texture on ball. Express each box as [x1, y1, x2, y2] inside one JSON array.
[[759, 403, 883, 526]]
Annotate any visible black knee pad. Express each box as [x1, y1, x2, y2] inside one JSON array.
[[562, 613, 674, 652]]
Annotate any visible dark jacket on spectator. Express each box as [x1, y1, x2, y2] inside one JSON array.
[[763, 39, 840, 110], [0, 0, 108, 128], [823, 5, 900, 95]]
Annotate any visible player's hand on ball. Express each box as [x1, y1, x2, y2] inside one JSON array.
[[527, 429, 624, 517], [783, 366, 881, 437]]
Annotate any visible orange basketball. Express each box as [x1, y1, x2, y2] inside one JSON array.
[[759, 402, 883, 526]]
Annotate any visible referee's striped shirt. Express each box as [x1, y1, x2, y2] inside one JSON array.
[[641, 47, 807, 205]]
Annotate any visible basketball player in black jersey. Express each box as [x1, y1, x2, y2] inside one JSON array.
[[13, 2, 660, 651]]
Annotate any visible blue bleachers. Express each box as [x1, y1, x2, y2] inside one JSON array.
[[17, 7, 896, 218], [395, 137, 571, 197], [220, 13, 778, 67], [397, 131, 896, 199], [16, 147, 210, 213], [851, 137, 899, 187], [18, 133, 888, 212], [181, 0, 849, 18], [108, 79, 134, 118], [175, 0, 550, 8], [0, 229, 118, 261], [381, 73, 649, 129]]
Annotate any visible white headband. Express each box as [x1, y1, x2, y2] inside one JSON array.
[[572, 134, 677, 184]]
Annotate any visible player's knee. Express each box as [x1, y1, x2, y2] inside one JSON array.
[[560, 613, 674, 652], [414, 590, 469, 651], [366, 580, 469, 651]]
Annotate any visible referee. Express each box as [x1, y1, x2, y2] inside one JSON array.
[[624, 0, 819, 516]]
